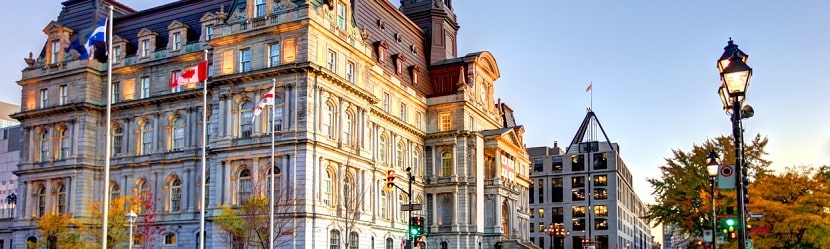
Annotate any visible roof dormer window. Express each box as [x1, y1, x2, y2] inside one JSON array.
[[374, 41, 389, 63], [394, 54, 406, 75]]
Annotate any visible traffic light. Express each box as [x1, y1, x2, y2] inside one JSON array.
[[386, 170, 395, 190], [410, 216, 425, 236]]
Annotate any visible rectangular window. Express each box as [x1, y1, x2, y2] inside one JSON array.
[[594, 175, 608, 186], [51, 41, 60, 64], [337, 3, 346, 29], [572, 176, 585, 188], [141, 40, 150, 57], [346, 61, 355, 83], [572, 188, 585, 201], [255, 0, 266, 17], [537, 179, 544, 203], [205, 25, 214, 40], [552, 156, 563, 171], [416, 112, 423, 129], [239, 48, 252, 72], [571, 154, 585, 171], [572, 218, 585, 231], [400, 103, 407, 122], [113, 47, 121, 63], [594, 152, 608, 169], [269, 42, 281, 67], [59, 130, 70, 160], [140, 77, 151, 98], [110, 82, 119, 104], [552, 207, 564, 223], [171, 70, 182, 93], [327, 50, 337, 72], [382, 92, 390, 112], [172, 32, 181, 50], [594, 188, 608, 200], [39, 89, 48, 108], [551, 177, 563, 202], [439, 113, 451, 131], [59, 85, 67, 105], [113, 127, 123, 156]]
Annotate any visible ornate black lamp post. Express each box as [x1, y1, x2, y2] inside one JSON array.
[[707, 151, 720, 249], [716, 38, 753, 249], [5, 192, 16, 218], [543, 223, 569, 249]]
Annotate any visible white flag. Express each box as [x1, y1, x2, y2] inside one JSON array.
[[252, 87, 275, 122]]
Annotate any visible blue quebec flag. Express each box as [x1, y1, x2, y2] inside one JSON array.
[[85, 19, 108, 60]]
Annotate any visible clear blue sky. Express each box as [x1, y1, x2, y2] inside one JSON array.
[[4, 1, 829, 207]]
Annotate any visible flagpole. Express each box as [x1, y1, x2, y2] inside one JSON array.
[[269, 79, 276, 249], [199, 49, 209, 249], [102, 5, 114, 249]]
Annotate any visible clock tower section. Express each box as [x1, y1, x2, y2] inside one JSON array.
[[400, 0, 460, 65]]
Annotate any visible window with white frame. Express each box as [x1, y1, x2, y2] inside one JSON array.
[[412, 150, 420, 176], [269, 42, 280, 67], [439, 112, 451, 131], [140, 76, 151, 98], [343, 112, 352, 145], [400, 103, 407, 122], [239, 101, 253, 138], [113, 47, 121, 63], [337, 3, 346, 29], [396, 142, 404, 169], [327, 50, 337, 72], [416, 112, 423, 130], [59, 128, 70, 160], [111, 82, 119, 104], [171, 117, 185, 150], [110, 182, 121, 201], [255, 0, 267, 17], [380, 189, 387, 219], [164, 233, 176, 245], [56, 183, 66, 214], [51, 40, 61, 64], [323, 103, 335, 138], [141, 39, 150, 57], [385, 238, 393, 249], [348, 232, 358, 249], [136, 179, 150, 213], [398, 194, 405, 222], [169, 177, 182, 212], [237, 168, 252, 204], [382, 92, 390, 112], [205, 25, 214, 41], [172, 32, 181, 50], [346, 61, 355, 83], [378, 136, 387, 163], [239, 48, 252, 72], [140, 121, 153, 155], [39, 130, 49, 162], [329, 230, 340, 249], [112, 126, 123, 156], [35, 184, 45, 217], [39, 89, 48, 109], [171, 70, 182, 93], [441, 151, 453, 177], [323, 170, 333, 206], [59, 85, 67, 105]]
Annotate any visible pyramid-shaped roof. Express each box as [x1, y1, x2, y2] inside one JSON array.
[[567, 108, 614, 151]]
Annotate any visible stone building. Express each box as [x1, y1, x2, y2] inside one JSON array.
[[9, 0, 533, 248], [527, 110, 653, 249]]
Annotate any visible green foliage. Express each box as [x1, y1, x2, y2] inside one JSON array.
[[646, 134, 771, 238]]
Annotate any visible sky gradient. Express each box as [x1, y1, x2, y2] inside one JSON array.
[[4, 1, 829, 209]]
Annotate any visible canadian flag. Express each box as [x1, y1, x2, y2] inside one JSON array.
[[252, 87, 275, 122], [169, 61, 208, 88]]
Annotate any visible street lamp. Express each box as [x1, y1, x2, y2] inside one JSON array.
[[5, 193, 16, 218], [716, 38, 753, 249], [126, 210, 137, 249], [543, 223, 569, 249], [707, 151, 720, 249]]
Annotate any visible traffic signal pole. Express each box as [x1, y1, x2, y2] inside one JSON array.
[[408, 167, 413, 249]]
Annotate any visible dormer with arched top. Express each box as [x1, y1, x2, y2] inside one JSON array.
[[42, 21, 74, 65]]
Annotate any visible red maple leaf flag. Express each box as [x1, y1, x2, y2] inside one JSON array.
[[169, 61, 208, 88]]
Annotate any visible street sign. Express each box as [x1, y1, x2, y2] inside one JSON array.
[[401, 204, 423, 211], [703, 230, 713, 242], [749, 213, 763, 219], [718, 164, 736, 190], [716, 214, 736, 219], [750, 227, 771, 233], [746, 239, 753, 249]]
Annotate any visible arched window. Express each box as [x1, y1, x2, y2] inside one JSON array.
[[380, 189, 387, 219], [239, 101, 253, 138], [441, 151, 453, 177], [171, 117, 185, 150], [56, 183, 67, 214], [112, 125, 123, 156], [110, 182, 121, 201], [378, 136, 387, 163], [265, 162, 281, 197], [348, 232, 358, 249], [169, 177, 182, 212], [398, 194, 405, 222], [39, 130, 49, 162], [139, 120, 153, 155], [323, 170, 333, 206], [343, 111, 352, 145], [237, 168, 252, 204], [385, 238, 393, 249], [202, 173, 210, 210], [58, 128, 70, 159], [502, 201, 510, 238], [27, 236, 37, 249], [136, 179, 150, 213], [440, 241, 448, 249], [329, 229, 340, 249], [323, 103, 335, 138], [396, 142, 404, 169], [35, 184, 46, 217], [268, 95, 284, 133], [412, 149, 420, 176]]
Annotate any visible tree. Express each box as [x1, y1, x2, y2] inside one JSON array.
[[26, 213, 85, 249], [215, 167, 302, 248], [334, 147, 371, 249], [86, 196, 130, 248], [131, 189, 165, 249], [747, 166, 830, 248], [646, 135, 771, 242]]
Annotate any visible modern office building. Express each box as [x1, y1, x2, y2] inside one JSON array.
[[527, 110, 653, 249], [9, 0, 533, 248], [0, 125, 22, 248], [0, 102, 20, 129]]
